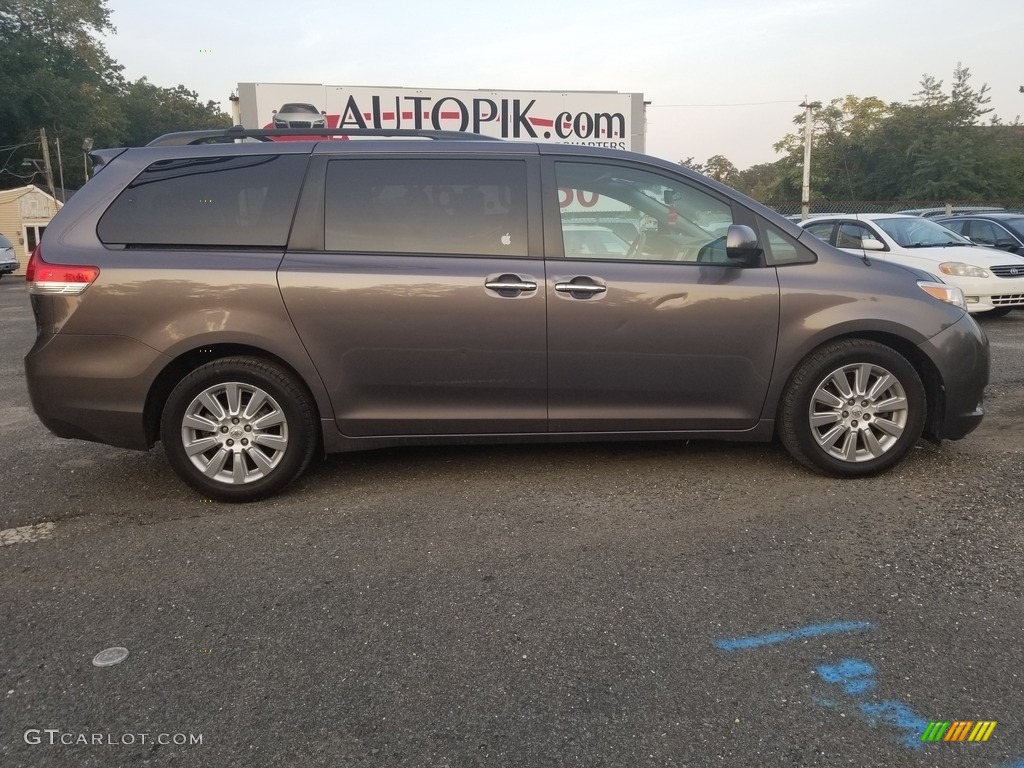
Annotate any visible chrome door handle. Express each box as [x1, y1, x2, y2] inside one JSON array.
[[555, 283, 605, 294], [555, 279, 606, 296], [485, 279, 538, 292], [485, 274, 538, 297]]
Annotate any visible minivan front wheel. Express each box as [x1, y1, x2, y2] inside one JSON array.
[[160, 357, 318, 502], [779, 340, 926, 477]]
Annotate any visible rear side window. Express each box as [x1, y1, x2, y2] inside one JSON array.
[[324, 159, 528, 257], [97, 155, 307, 247], [940, 219, 968, 235], [802, 221, 835, 242]]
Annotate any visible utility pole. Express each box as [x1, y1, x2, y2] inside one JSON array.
[[38, 128, 57, 211], [55, 136, 66, 202], [82, 138, 94, 183], [799, 100, 821, 222]]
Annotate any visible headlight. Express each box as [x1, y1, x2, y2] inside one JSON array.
[[918, 281, 966, 309], [939, 262, 989, 278]]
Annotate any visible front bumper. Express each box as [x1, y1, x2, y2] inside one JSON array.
[[917, 313, 989, 440], [949, 274, 1024, 313]]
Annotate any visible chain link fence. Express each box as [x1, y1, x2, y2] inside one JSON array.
[[769, 200, 1024, 217]]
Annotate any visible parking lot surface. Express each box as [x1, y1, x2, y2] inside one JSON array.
[[1, 280, 1023, 767]]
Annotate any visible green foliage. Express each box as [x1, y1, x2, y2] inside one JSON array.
[[121, 78, 231, 148], [763, 64, 1024, 204], [0, 0, 229, 191], [679, 154, 739, 184]]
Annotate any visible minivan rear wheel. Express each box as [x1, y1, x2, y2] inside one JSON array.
[[779, 340, 926, 477], [160, 357, 318, 502]]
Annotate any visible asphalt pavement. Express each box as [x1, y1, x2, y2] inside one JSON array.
[[1, 279, 1023, 767]]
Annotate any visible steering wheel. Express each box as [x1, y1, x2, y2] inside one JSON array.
[[625, 229, 647, 259]]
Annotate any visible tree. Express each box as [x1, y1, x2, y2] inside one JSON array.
[[121, 78, 231, 148], [766, 65, 1023, 204], [0, 1, 231, 191], [678, 154, 739, 183], [731, 159, 796, 202], [0, 0, 125, 189]]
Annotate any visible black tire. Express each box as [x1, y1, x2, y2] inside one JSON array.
[[778, 340, 926, 477], [160, 356, 318, 502]]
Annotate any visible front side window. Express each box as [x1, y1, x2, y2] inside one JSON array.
[[554, 162, 733, 262], [967, 220, 1003, 245], [762, 224, 815, 265], [837, 223, 876, 249], [325, 159, 528, 257], [97, 155, 307, 247]]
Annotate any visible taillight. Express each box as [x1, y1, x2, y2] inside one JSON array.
[[26, 246, 99, 296]]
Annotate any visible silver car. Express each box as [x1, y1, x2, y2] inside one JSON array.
[[0, 233, 18, 279], [272, 103, 327, 129]]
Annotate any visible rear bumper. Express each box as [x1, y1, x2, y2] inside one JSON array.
[[25, 333, 168, 450], [918, 314, 989, 440]]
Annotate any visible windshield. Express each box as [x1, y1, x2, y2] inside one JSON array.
[[874, 217, 973, 248], [1002, 217, 1024, 240], [278, 103, 319, 114]]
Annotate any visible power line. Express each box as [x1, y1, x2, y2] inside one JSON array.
[[0, 141, 42, 177], [649, 100, 800, 108]]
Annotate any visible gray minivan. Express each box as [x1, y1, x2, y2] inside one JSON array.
[[24, 128, 988, 501]]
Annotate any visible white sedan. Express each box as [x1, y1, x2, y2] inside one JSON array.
[[798, 214, 1024, 316]]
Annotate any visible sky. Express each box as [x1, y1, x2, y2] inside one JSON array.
[[99, 0, 1023, 170]]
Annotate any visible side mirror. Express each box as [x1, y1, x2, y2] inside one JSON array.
[[272, 110, 278, 115], [321, 110, 328, 116], [861, 238, 885, 251], [725, 224, 762, 265]]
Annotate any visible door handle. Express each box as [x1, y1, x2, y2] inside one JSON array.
[[555, 277, 607, 298], [485, 274, 538, 297]]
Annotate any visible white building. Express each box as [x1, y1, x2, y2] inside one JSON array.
[[0, 185, 63, 276]]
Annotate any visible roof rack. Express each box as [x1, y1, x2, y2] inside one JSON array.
[[146, 126, 503, 147]]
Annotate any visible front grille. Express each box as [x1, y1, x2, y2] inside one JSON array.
[[287, 121, 313, 128], [992, 294, 1024, 306], [990, 265, 1024, 278]]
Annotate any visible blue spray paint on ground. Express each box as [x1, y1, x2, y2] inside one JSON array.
[[717, 623, 1023, 759], [859, 701, 930, 750], [818, 659, 877, 695], [816, 658, 927, 750], [715, 620, 873, 651]]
